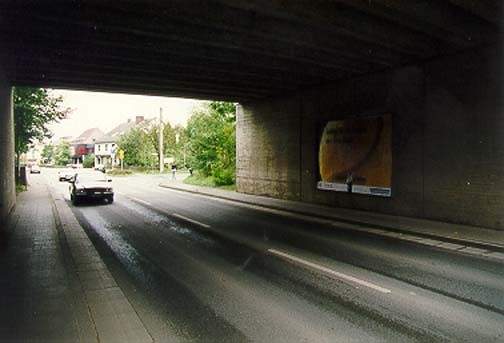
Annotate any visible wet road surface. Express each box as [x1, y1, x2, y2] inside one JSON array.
[[46, 171, 504, 342]]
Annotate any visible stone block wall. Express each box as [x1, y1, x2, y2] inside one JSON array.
[[423, 47, 504, 228], [0, 68, 15, 221], [237, 44, 503, 229], [236, 97, 302, 200]]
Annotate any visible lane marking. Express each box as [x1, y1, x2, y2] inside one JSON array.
[[161, 187, 501, 259], [121, 194, 213, 230], [267, 248, 391, 294], [172, 213, 211, 229]]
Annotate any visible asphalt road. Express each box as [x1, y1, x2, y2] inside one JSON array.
[[44, 170, 504, 342]]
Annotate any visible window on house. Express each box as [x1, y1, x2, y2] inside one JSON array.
[[105, 144, 108, 151], [98, 145, 101, 152]]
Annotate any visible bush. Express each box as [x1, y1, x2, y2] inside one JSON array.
[[184, 171, 236, 190], [107, 169, 133, 176], [184, 172, 216, 187], [212, 165, 235, 186], [185, 101, 236, 185], [16, 184, 27, 193], [83, 155, 95, 168]]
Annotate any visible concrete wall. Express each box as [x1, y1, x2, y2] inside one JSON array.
[[0, 68, 15, 221], [236, 98, 302, 200], [237, 44, 503, 229]]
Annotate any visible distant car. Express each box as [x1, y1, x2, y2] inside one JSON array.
[[30, 164, 41, 174], [58, 169, 75, 182], [94, 164, 106, 172], [69, 171, 114, 205]]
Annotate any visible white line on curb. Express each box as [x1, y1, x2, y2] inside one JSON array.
[[172, 213, 211, 229], [268, 248, 391, 294], [164, 187, 504, 261], [128, 196, 153, 207]]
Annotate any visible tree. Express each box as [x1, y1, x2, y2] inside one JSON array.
[[118, 128, 157, 168], [54, 141, 72, 166], [146, 121, 176, 159], [41, 144, 54, 164], [185, 101, 236, 185], [13, 87, 71, 162], [209, 101, 236, 123], [173, 125, 187, 164], [143, 121, 188, 169]]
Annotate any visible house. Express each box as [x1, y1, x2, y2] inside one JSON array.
[[94, 116, 153, 167], [70, 128, 104, 164]]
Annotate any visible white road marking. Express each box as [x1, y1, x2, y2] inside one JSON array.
[[267, 248, 391, 294], [159, 187, 493, 259], [172, 213, 211, 229]]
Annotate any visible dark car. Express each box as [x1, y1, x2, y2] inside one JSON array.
[[69, 171, 114, 205]]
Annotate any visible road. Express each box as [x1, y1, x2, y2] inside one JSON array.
[[43, 170, 504, 342]]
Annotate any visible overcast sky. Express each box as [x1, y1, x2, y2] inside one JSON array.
[[48, 89, 203, 140]]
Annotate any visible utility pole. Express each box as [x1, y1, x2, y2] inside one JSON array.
[[159, 107, 164, 173]]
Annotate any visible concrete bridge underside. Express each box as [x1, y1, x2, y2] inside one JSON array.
[[0, 1, 502, 229]]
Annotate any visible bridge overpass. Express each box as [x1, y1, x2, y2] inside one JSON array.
[[1, 1, 502, 229]]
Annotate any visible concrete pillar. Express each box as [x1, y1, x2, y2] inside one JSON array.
[[0, 68, 15, 221]]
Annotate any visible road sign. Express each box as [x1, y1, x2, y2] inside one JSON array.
[[119, 149, 124, 160]]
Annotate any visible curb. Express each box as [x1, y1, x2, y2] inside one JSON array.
[[47, 184, 154, 343]]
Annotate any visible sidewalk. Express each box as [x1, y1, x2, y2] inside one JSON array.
[[159, 178, 504, 261], [0, 178, 152, 343]]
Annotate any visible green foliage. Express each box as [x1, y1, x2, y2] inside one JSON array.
[[147, 121, 174, 157], [209, 101, 236, 122], [41, 144, 54, 164], [118, 128, 157, 168], [115, 101, 236, 181], [83, 155, 95, 168], [146, 121, 187, 164], [185, 101, 236, 185], [106, 169, 133, 176], [16, 184, 27, 193], [13, 87, 71, 156], [183, 173, 217, 187], [54, 141, 71, 166], [184, 172, 236, 191]]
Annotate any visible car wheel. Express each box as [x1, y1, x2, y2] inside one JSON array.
[[106, 196, 114, 204], [71, 195, 79, 206]]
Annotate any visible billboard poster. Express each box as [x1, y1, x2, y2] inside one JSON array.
[[317, 113, 392, 197]]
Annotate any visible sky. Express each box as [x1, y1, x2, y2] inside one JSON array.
[[48, 89, 203, 141]]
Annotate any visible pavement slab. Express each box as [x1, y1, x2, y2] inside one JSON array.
[[0, 181, 97, 342], [1, 178, 153, 342]]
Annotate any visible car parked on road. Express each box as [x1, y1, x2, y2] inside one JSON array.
[[69, 170, 114, 205], [30, 164, 41, 174], [94, 164, 106, 172], [58, 168, 75, 181]]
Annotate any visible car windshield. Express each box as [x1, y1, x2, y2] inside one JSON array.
[[75, 171, 110, 184]]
